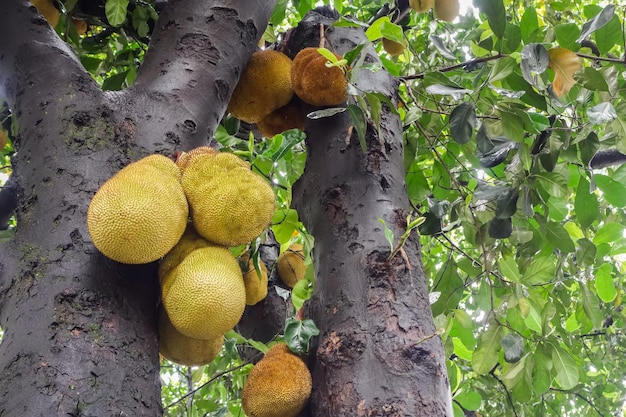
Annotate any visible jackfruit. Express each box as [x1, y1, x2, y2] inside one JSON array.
[[291, 48, 348, 107], [0, 129, 7, 150], [159, 225, 211, 284], [158, 307, 223, 366], [181, 152, 275, 247], [72, 18, 88, 36], [276, 244, 305, 289], [256, 100, 305, 138], [175, 146, 218, 173], [435, 0, 460, 22], [87, 154, 188, 264], [228, 50, 294, 123], [240, 253, 269, 306], [382, 38, 406, 56], [161, 245, 246, 340], [31, 0, 60, 27], [242, 343, 312, 417], [409, 0, 434, 12]]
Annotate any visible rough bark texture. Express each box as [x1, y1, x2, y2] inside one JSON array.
[[0, 0, 274, 415], [290, 10, 454, 416]]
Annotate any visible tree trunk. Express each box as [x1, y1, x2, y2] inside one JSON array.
[[0, 0, 273, 415], [289, 10, 454, 416]]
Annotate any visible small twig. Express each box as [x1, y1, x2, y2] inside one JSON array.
[[164, 363, 248, 410], [400, 54, 506, 81], [410, 328, 445, 346], [576, 52, 626, 65]]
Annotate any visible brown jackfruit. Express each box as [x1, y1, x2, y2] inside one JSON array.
[[382, 38, 406, 56], [87, 154, 188, 264], [242, 343, 312, 417], [228, 50, 294, 123], [181, 151, 275, 247], [161, 244, 246, 340], [435, 0, 460, 22], [256, 100, 306, 138], [31, 0, 60, 27], [158, 307, 223, 366], [291, 48, 348, 107], [240, 253, 269, 306], [276, 244, 306, 289], [409, 0, 435, 12]]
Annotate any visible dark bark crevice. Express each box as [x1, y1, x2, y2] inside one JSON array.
[[0, 175, 18, 230]]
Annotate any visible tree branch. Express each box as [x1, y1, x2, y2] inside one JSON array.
[[128, 0, 276, 150], [400, 54, 506, 81]]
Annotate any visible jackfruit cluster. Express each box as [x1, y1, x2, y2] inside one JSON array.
[[242, 343, 312, 417], [227, 47, 351, 138]]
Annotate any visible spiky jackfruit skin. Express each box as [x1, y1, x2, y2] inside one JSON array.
[[161, 245, 246, 340], [158, 307, 223, 366], [181, 152, 275, 247], [227, 50, 294, 123], [87, 154, 188, 264], [277, 244, 306, 289], [257, 100, 306, 138], [159, 225, 211, 284], [242, 343, 312, 417], [175, 146, 218, 173], [291, 48, 348, 107], [240, 253, 269, 306]]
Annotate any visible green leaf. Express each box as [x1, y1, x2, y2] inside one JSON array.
[[577, 5, 616, 42], [580, 282, 603, 329], [575, 177, 599, 229], [377, 218, 395, 252], [575, 238, 597, 267], [347, 104, 367, 152], [474, 0, 506, 39], [594, 174, 626, 207], [472, 323, 504, 374], [449, 103, 476, 145], [595, 263, 617, 303], [577, 67, 610, 92], [489, 56, 517, 83], [500, 254, 521, 283], [501, 334, 524, 363], [430, 35, 456, 60], [550, 345, 579, 390], [105, 0, 129, 26], [587, 102, 617, 124], [523, 299, 542, 333], [544, 222, 575, 253], [271, 209, 300, 245], [291, 269, 314, 311], [535, 172, 568, 198], [520, 8, 539, 43], [520, 43, 549, 87], [593, 222, 625, 245], [454, 391, 482, 411], [284, 318, 320, 355], [523, 255, 556, 285], [555, 23, 581, 50], [594, 15, 621, 55]]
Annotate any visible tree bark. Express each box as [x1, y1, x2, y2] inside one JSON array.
[[0, 0, 273, 415], [289, 10, 454, 416]]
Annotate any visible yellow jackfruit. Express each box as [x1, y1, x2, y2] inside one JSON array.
[[181, 152, 275, 247], [242, 343, 312, 417], [291, 48, 348, 107], [382, 38, 406, 56], [228, 50, 294, 123], [161, 245, 246, 340], [158, 307, 223, 366], [87, 154, 188, 264], [409, 0, 434, 12], [256, 100, 306, 138], [175, 146, 218, 173], [277, 244, 306, 289], [31, 0, 60, 27], [159, 225, 211, 284], [435, 0, 460, 22], [240, 253, 269, 306]]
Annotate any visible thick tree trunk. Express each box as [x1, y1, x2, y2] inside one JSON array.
[[0, 0, 273, 415], [290, 11, 453, 416]]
